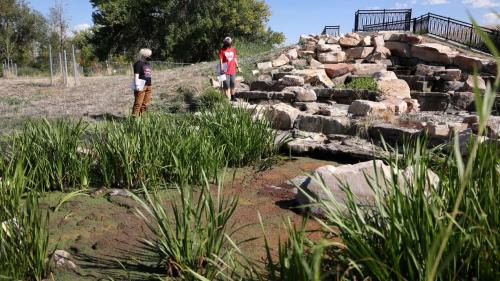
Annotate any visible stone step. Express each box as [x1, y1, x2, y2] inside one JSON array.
[[410, 92, 451, 111], [235, 91, 295, 102], [314, 88, 378, 104]]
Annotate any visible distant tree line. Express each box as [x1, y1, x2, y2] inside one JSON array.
[[0, 0, 284, 72]]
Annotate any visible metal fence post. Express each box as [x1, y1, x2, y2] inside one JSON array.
[[49, 44, 54, 86], [63, 50, 68, 87], [445, 17, 450, 40], [354, 11, 359, 31], [72, 45, 78, 86]]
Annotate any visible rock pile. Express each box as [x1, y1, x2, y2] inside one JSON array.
[[229, 31, 498, 161]]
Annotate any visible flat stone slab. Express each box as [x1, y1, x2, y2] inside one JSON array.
[[368, 123, 422, 144]]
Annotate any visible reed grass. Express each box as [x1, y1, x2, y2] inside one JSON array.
[[0, 163, 50, 281], [132, 177, 238, 280]]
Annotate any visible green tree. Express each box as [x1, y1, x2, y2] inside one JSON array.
[[0, 0, 47, 64], [89, 0, 284, 62]]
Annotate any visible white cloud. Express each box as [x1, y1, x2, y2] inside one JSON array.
[[423, 0, 449, 4], [73, 23, 90, 33], [394, 0, 417, 9], [482, 12, 500, 24], [462, 0, 499, 8]]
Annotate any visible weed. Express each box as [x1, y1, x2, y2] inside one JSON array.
[[197, 88, 228, 110], [345, 77, 378, 91]]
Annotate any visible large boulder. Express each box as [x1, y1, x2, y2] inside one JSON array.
[[269, 103, 301, 130], [453, 54, 488, 72], [317, 44, 342, 52], [301, 42, 317, 52], [376, 79, 411, 99], [286, 48, 299, 60], [385, 41, 411, 58], [318, 51, 346, 64], [250, 80, 286, 92], [361, 35, 372, 46], [353, 63, 387, 75], [309, 58, 324, 69], [373, 71, 398, 81], [323, 63, 355, 78], [280, 75, 305, 87], [415, 64, 446, 76], [293, 69, 334, 88], [365, 47, 391, 62], [372, 35, 385, 48], [411, 43, 458, 65], [339, 33, 361, 48], [346, 47, 375, 60], [437, 69, 461, 81], [380, 31, 405, 41], [402, 33, 423, 44], [326, 36, 340, 44], [291, 59, 308, 68], [348, 100, 390, 117], [380, 98, 408, 114], [294, 114, 351, 135], [272, 54, 290, 68], [460, 75, 486, 93], [257, 61, 273, 73], [283, 86, 317, 102]]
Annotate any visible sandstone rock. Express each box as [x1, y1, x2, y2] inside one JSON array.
[[318, 51, 346, 64], [297, 50, 315, 59], [283, 86, 317, 102], [346, 47, 375, 60], [258, 74, 272, 81], [345, 32, 361, 40], [348, 100, 390, 117], [234, 91, 271, 101], [250, 80, 286, 92], [451, 92, 475, 111], [332, 73, 350, 86], [53, 250, 77, 270], [373, 71, 398, 81], [293, 69, 334, 88], [404, 98, 420, 113], [485, 61, 497, 75], [376, 79, 411, 99], [442, 81, 465, 92], [309, 58, 324, 69], [286, 48, 299, 60], [257, 62, 273, 72], [278, 65, 295, 73], [381, 98, 408, 114], [317, 44, 342, 52], [326, 36, 340, 44], [361, 36, 372, 46], [385, 41, 411, 58], [402, 33, 423, 44], [272, 54, 290, 68], [415, 64, 446, 76], [295, 114, 350, 135], [280, 75, 305, 86], [485, 116, 500, 138], [269, 103, 301, 130], [453, 54, 487, 72], [426, 122, 451, 138], [380, 31, 405, 41], [437, 69, 461, 81], [372, 35, 385, 47], [294, 160, 395, 209], [339, 37, 360, 48], [352, 63, 387, 75], [235, 82, 250, 93], [291, 59, 308, 68], [460, 75, 486, 93], [323, 63, 355, 78], [369, 123, 422, 144], [301, 42, 317, 52], [300, 34, 316, 43], [411, 43, 458, 65], [365, 46, 391, 62], [293, 102, 321, 114]]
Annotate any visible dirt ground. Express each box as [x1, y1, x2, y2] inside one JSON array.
[[41, 157, 335, 280], [0, 63, 214, 132]]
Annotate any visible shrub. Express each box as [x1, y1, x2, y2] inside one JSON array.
[[345, 77, 378, 91], [197, 88, 228, 110]]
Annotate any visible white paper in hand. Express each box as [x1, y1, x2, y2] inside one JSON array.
[[217, 74, 227, 82], [130, 79, 146, 91]]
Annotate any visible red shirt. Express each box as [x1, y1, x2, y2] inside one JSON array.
[[218, 47, 237, 75]]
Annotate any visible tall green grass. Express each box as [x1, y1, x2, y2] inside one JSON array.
[[94, 105, 277, 188], [133, 178, 238, 280], [8, 119, 91, 191], [0, 164, 50, 281]]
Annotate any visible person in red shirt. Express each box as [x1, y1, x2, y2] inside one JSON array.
[[218, 37, 239, 100]]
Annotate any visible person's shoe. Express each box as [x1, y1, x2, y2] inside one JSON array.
[[230, 96, 237, 102]]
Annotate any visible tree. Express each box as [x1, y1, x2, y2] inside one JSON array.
[[89, 0, 284, 62], [0, 0, 47, 64], [48, 0, 69, 52]]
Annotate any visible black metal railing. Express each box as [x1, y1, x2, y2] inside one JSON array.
[[354, 9, 412, 32], [322, 25, 340, 36], [358, 11, 500, 54], [413, 13, 500, 53]]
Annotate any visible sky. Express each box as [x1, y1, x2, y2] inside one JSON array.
[[28, 0, 500, 44]]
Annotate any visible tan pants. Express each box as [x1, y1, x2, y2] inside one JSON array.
[[132, 85, 152, 116]]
